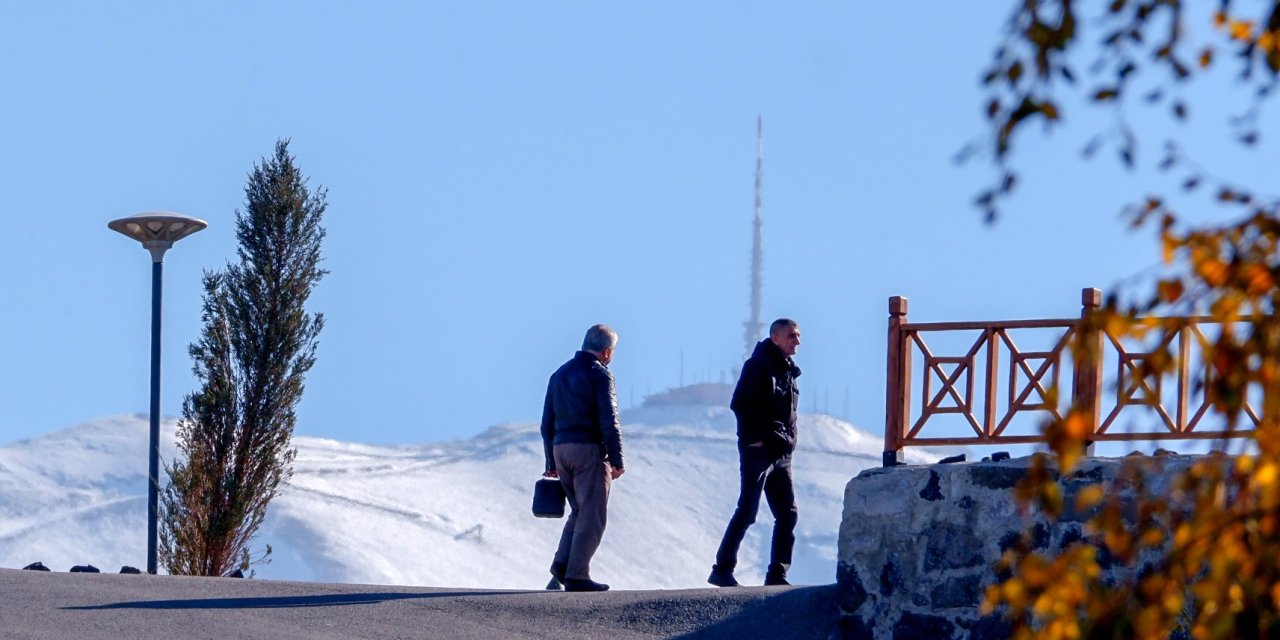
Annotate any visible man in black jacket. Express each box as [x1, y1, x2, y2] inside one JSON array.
[[541, 324, 625, 592], [709, 318, 801, 588]]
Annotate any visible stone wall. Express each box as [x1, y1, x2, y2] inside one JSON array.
[[836, 454, 1200, 640]]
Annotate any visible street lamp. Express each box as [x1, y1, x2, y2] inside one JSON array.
[[108, 212, 207, 575]]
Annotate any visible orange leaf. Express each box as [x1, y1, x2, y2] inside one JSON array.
[[1199, 259, 1229, 287], [1158, 279, 1184, 302], [1230, 20, 1254, 41]]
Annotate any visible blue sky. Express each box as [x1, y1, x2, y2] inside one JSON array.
[[2, 2, 1276, 447]]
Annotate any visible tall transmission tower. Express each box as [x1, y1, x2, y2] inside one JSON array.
[[743, 116, 765, 362]]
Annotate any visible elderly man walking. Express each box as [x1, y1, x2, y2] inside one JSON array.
[[541, 324, 626, 592], [708, 318, 802, 588]]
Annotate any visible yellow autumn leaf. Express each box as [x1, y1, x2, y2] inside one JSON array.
[[1255, 462, 1278, 487], [1229, 584, 1244, 611], [1104, 314, 1131, 338], [1141, 528, 1166, 547], [1231, 20, 1254, 41], [1237, 456, 1255, 473], [1063, 411, 1091, 440], [1245, 264, 1272, 295], [1198, 258, 1229, 286], [1174, 523, 1193, 547], [1076, 484, 1104, 510]]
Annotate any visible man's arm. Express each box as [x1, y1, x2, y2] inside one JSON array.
[[540, 377, 557, 477], [595, 367, 624, 473], [731, 358, 772, 444]]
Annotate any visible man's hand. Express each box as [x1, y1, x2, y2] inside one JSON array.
[[611, 466, 625, 480], [543, 469, 558, 478]]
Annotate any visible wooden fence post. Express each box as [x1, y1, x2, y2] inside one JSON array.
[[1072, 287, 1103, 457], [884, 296, 909, 467]]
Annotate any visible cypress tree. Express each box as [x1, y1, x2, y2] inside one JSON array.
[[160, 139, 326, 576]]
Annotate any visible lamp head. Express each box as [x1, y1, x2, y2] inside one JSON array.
[[108, 212, 208, 262]]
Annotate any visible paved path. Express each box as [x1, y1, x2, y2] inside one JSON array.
[[0, 569, 841, 639]]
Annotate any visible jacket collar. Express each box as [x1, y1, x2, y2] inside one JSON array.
[[753, 339, 801, 377], [575, 350, 604, 367]]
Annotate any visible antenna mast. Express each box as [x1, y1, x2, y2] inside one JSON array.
[[743, 116, 765, 362]]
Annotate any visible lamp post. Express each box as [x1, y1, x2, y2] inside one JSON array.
[[108, 212, 207, 575]]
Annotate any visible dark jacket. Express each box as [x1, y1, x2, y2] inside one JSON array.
[[540, 351, 624, 472], [731, 338, 801, 457]]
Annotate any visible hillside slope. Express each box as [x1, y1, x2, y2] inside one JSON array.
[[0, 407, 934, 589]]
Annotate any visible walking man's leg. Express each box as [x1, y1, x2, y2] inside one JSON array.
[[551, 443, 612, 591], [763, 455, 797, 586], [710, 448, 768, 587], [564, 446, 610, 581], [551, 445, 578, 584]]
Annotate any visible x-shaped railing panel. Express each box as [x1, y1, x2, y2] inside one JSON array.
[[895, 317, 1260, 448]]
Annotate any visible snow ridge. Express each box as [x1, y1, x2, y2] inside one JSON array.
[[0, 408, 935, 589]]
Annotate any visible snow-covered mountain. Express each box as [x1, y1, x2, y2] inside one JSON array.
[[0, 408, 935, 590]]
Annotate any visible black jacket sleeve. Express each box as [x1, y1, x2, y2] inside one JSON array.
[[595, 367, 624, 469], [539, 376, 556, 472], [731, 358, 777, 444]]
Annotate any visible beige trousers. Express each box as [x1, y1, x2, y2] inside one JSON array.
[[552, 442, 612, 580]]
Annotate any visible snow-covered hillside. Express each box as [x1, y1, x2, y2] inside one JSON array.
[[0, 408, 935, 590]]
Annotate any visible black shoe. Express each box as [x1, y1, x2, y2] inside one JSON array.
[[563, 578, 610, 592], [764, 565, 790, 586], [547, 563, 566, 590], [707, 566, 740, 588]]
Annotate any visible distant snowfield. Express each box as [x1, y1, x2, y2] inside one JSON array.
[[0, 408, 936, 590]]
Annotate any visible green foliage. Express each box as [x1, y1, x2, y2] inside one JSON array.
[[160, 140, 327, 577]]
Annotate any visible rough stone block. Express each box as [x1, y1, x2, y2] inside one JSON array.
[[931, 574, 982, 609], [839, 456, 1203, 638], [879, 558, 902, 597], [919, 470, 943, 501], [970, 465, 1027, 490], [892, 611, 954, 640], [841, 614, 876, 640], [966, 614, 1013, 640], [837, 561, 869, 614], [924, 522, 982, 571]]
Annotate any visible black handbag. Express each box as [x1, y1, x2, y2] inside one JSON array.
[[532, 477, 566, 518]]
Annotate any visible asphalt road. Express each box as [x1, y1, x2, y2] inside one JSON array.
[[0, 569, 842, 639]]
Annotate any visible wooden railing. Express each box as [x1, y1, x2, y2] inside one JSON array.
[[882, 288, 1260, 466]]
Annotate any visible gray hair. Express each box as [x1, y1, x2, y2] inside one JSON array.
[[582, 324, 618, 353], [769, 318, 798, 336]]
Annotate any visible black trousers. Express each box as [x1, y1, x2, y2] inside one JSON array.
[[714, 444, 797, 573]]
